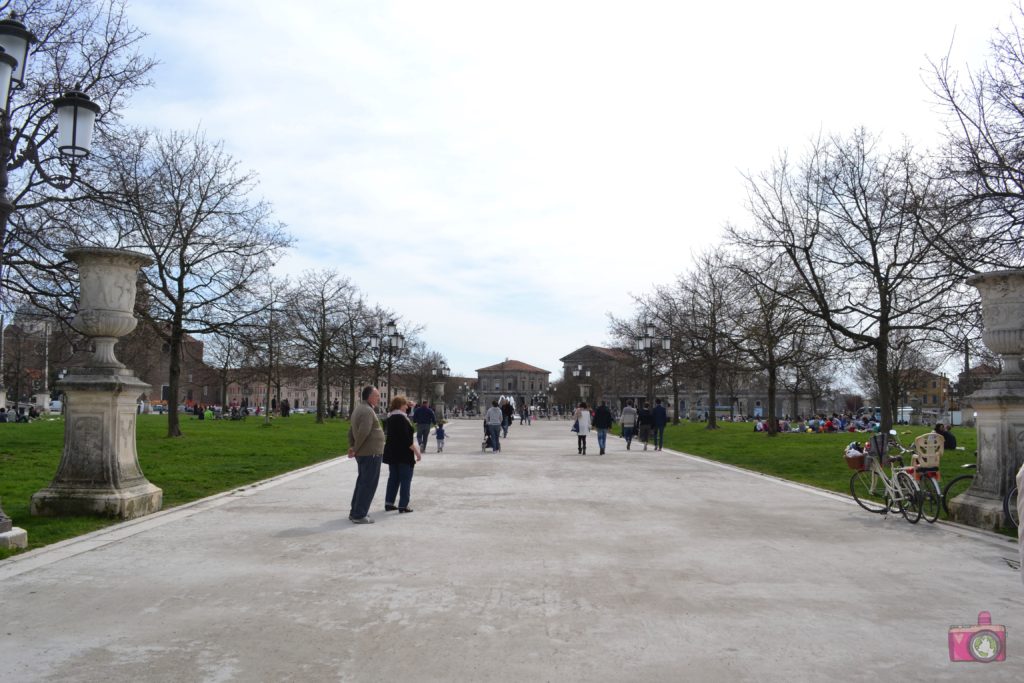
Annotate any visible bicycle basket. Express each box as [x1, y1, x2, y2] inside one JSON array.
[[845, 453, 867, 471]]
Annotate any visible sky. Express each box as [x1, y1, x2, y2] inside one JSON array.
[[123, 0, 1015, 380]]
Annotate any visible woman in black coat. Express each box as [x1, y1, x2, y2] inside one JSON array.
[[383, 395, 421, 513]]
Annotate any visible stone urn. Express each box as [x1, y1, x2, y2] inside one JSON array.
[[30, 247, 162, 520], [68, 247, 151, 368], [950, 269, 1024, 530]]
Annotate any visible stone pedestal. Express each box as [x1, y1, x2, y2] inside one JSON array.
[[34, 392, 50, 413], [0, 527, 28, 549], [30, 247, 161, 520], [951, 270, 1024, 530], [31, 370, 161, 518], [949, 378, 1024, 529]]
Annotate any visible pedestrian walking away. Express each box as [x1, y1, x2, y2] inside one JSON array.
[[412, 401, 437, 452], [436, 422, 446, 452], [485, 400, 503, 453], [573, 401, 592, 454], [347, 386, 385, 523], [652, 398, 668, 451], [382, 395, 422, 514], [501, 400, 514, 438], [593, 400, 613, 455], [620, 399, 637, 450], [637, 402, 652, 451]]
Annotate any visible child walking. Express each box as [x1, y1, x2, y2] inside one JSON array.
[[436, 422, 446, 452]]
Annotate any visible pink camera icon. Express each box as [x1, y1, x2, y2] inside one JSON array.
[[948, 611, 1006, 663]]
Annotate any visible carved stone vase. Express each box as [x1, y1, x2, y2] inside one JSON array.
[[31, 248, 162, 519], [949, 269, 1024, 530]]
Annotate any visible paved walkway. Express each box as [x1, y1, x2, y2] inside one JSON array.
[[1, 419, 1022, 681]]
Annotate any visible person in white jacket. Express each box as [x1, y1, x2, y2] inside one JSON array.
[[573, 402, 592, 454]]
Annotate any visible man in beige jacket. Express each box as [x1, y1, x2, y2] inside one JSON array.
[[348, 385, 385, 523]]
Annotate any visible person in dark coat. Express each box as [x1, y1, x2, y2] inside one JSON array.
[[637, 402, 653, 451], [593, 401, 614, 455], [383, 395, 421, 513], [652, 398, 669, 451]]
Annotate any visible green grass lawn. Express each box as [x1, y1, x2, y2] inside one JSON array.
[[1, 414, 348, 559], [659, 420, 987, 520]]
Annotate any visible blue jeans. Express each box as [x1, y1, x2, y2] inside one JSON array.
[[416, 423, 431, 450], [350, 455, 382, 519], [597, 428, 608, 451], [487, 424, 501, 451], [623, 426, 634, 447], [385, 462, 415, 509], [653, 426, 665, 449], [502, 417, 510, 437]]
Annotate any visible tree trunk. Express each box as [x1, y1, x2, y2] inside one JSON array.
[[167, 329, 183, 438], [876, 339, 893, 433], [706, 365, 719, 430], [316, 348, 326, 424], [766, 365, 778, 436], [671, 370, 680, 425]]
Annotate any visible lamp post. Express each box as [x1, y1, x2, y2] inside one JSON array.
[[636, 321, 670, 406], [0, 13, 100, 548], [369, 320, 404, 405]]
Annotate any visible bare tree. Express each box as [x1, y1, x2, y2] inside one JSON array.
[[285, 270, 354, 423], [1, 0, 156, 308], [675, 248, 741, 430], [930, 6, 1024, 269], [728, 252, 828, 435], [734, 129, 963, 431], [98, 128, 291, 436]]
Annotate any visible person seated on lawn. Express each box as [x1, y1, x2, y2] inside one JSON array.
[[934, 422, 958, 450]]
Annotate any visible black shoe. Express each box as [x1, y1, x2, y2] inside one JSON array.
[[350, 516, 374, 524], [385, 504, 398, 511], [600, 449, 605, 455], [399, 507, 413, 513]]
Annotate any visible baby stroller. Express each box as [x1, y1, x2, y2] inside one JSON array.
[[482, 424, 493, 452]]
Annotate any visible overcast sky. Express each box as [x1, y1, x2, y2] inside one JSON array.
[[125, 0, 1013, 380]]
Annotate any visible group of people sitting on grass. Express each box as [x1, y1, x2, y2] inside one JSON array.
[[0, 406, 40, 423], [753, 413, 881, 434]]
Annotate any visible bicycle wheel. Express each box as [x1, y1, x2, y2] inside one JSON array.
[[850, 470, 887, 513], [918, 476, 941, 524], [1004, 487, 1019, 529], [896, 471, 922, 524], [942, 475, 974, 518]]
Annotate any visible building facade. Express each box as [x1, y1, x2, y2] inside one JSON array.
[[476, 359, 550, 410]]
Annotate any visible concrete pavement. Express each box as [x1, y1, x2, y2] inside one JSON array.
[[1, 418, 1022, 681]]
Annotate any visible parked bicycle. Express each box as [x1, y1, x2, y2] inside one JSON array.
[[848, 432, 923, 523], [941, 460, 1019, 529]]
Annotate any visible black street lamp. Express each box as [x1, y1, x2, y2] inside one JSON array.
[[0, 13, 100, 541], [636, 321, 670, 406], [0, 15, 101, 300], [369, 320, 404, 405]]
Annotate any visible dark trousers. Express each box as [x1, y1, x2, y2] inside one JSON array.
[[350, 455, 382, 519], [385, 462, 415, 509], [416, 424, 431, 450], [487, 424, 501, 452], [577, 434, 587, 453], [653, 426, 665, 449]]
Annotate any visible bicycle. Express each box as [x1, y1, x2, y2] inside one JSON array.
[[942, 461, 1019, 529], [849, 433, 922, 523], [1003, 485, 1018, 529]]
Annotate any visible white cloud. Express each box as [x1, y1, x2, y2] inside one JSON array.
[[124, 0, 1011, 377]]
